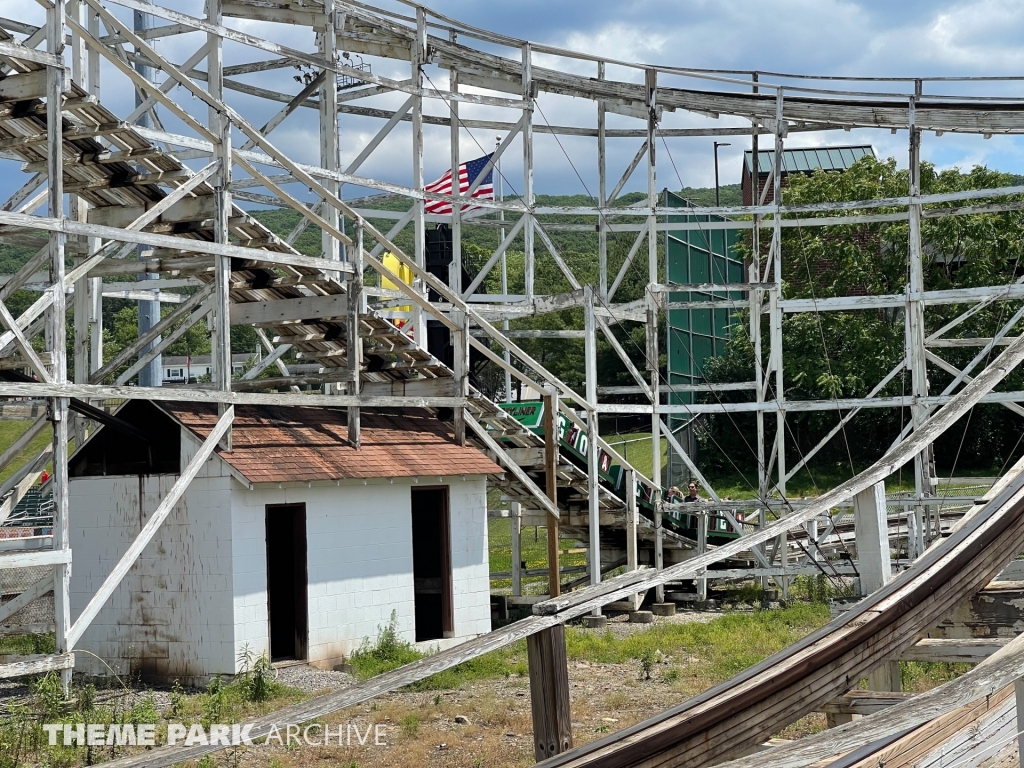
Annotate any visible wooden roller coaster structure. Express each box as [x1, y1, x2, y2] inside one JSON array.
[[2, 0, 1024, 764]]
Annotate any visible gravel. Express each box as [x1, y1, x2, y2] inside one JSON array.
[[274, 663, 354, 694]]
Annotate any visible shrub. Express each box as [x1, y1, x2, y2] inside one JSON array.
[[237, 645, 279, 703], [349, 612, 423, 679]]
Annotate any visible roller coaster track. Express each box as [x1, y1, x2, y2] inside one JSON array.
[[537, 460, 1024, 767]]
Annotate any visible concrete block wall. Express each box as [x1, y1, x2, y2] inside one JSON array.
[[231, 482, 419, 668], [68, 471, 235, 684], [232, 477, 493, 668], [446, 476, 492, 642]]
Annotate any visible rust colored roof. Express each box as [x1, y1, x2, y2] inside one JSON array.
[[157, 403, 502, 483]]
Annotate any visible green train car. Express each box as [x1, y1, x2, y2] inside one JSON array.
[[497, 401, 741, 544]]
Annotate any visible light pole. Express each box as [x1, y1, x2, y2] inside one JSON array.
[[713, 141, 731, 206]]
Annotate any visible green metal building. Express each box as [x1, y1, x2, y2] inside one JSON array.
[[664, 190, 745, 486]]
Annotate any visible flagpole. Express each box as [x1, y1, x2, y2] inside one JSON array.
[[498, 135, 513, 403]]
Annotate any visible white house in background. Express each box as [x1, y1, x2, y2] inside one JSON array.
[[161, 354, 251, 384], [67, 401, 501, 684]]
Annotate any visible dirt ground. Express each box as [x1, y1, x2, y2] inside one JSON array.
[[235, 609, 825, 768], [0, 608, 827, 768]]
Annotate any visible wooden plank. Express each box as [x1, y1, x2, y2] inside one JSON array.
[[842, 686, 1014, 768], [228, 294, 347, 325], [528, 625, 573, 761], [928, 580, 1024, 639], [900, 638, 1008, 663], [0, 622, 54, 637], [0, 652, 74, 679], [0, 535, 52, 553], [820, 691, 914, 715], [0, 210, 355, 278], [544, 389, 561, 597], [0, 382, 466, 409], [0, 573, 53, 624], [0, 39, 63, 67], [0, 70, 47, 101], [0, 548, 71, 569]]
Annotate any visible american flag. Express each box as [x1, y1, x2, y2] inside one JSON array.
[[424, 153, 494, 215]]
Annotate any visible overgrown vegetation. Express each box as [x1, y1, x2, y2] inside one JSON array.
[[0, 646, 303, 768]]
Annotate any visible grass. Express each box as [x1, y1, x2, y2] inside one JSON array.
[[347, 603, 831, 697], [0, 632, 54, 655], [489, 518, 587, 595], [0, 663, 308, 768], [349, 613, 529, 690], [604, 432, 668, 480], [0, 419, 52, 485], [564, 602, 830, 686]]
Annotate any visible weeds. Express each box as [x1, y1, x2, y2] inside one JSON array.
[[237, 645, 279, 704], [400, 713, 420, 738], [169, 679, 186, 718], [201, 675, 226, 727], [33, 672, 69, 721], [791, 574, 855, 603], [349, 612, 424, 679], [636, 650, 655, 681]]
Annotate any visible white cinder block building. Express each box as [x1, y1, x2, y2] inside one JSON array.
[[68, 401, 501, 684]]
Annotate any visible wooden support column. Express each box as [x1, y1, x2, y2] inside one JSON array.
[[522, 42, 535, 301], [452, 308, 468, 445], [1015, 677, 1024, 768], [853, 481, 892, 595], [347, 220, 363, 447], [750, 73, 769, 591], [867, 662, 902, 694], [696, 511, 708, 602], [511, 502, 522, 597], [46, 0, 70, 692], [597, 60, 607, 300], [543, 387, 560, 598], [626, 468, 638, 573], [410, 8, 426, 349], [208, 0, 231, 451], [70, 0, 90, 448], [908, 79, 933, 552], [645, 68, 664, 603], [449, 30, 462, 297], [584, 287, 600, 606], [647, 292, 664, 602], [527, 624, 572, 761], [854, 483, 899, 692], [319, 0, 340, 267]]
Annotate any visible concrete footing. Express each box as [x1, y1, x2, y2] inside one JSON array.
[[651, 603, 676, 617], [629, 611, 654, 624], [583, 615, 608, 629]]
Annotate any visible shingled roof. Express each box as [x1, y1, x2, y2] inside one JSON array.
[[157, 403, 502, 483]]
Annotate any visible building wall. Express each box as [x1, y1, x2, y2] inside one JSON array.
[[231, 475, 491, 670], [68, 470, 236, 684]]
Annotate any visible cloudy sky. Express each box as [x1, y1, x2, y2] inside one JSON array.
[[4, 0, 1024, 203]]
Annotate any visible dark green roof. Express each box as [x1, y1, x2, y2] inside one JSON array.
[[743, 145, 874, 176]]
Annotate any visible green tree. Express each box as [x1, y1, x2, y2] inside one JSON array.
[[702, 156, 1024, 479]]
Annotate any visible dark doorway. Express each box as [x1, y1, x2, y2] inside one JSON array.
[[411, 487, 453, 642], [266, 504, 308, 662]]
